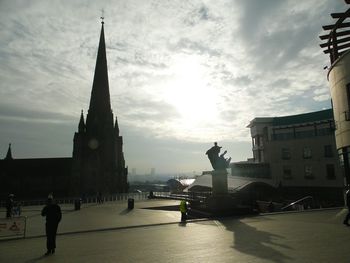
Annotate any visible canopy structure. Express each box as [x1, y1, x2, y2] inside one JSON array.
[[184, 174, 276, 193]]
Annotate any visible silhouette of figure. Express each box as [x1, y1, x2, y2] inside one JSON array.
[[343, 188, 350, 226], [6, 194, 14, 218], [97, 192, 103, 204], [206, 142, 222, 170], [41, 195, 62, 255]]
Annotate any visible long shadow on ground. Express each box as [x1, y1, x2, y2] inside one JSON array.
[[219, 217, 293, 263]]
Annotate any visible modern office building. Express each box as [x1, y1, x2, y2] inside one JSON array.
[[188, 109, 344, 203], [245, 109, 343, 190], [320, 6, 350, 186]]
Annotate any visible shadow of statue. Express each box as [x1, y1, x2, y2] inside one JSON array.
[[219, 218, 293, 263], [25, 255, 46, 263]]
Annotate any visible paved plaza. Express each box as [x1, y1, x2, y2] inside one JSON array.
[[0, 199, 350, 263]]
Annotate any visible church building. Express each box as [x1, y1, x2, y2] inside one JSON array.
[[0, 21, 128, 199]]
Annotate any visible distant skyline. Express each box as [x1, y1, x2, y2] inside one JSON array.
[[0, 0, 345, 174]]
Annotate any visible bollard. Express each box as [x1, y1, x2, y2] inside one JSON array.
[[128, 198, 134, 209]]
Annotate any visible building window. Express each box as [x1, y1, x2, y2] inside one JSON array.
[[339, 150, 344, 167], [324, 145, 333, 157], [303, 147, 312, 159], [346, 84, 350, 121], [253, 137, 257, 147], [283, 166, 292, 179], [295, 130, 315, 139], [326, 164, 336, 180], [282, 148, 291, 160], [304, 165, 314, 179], [273, 132, 294, 140], [317, 128, 332, 136], [338, 147, 350, 167]]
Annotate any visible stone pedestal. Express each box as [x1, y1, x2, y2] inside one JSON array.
[[207, 169, 237, 213], [211, 169, 228, 196]]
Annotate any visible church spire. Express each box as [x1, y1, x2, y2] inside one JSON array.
[[88, 20, 111, 115], [5, 143, 13, 160], [114, 116, 119, 136], [78, 110, 86, 133]]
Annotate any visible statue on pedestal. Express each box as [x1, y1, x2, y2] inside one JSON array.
[[206, 142, 231, 170]]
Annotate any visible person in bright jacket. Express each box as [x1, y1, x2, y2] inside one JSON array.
[[180, 200, 188, 222]]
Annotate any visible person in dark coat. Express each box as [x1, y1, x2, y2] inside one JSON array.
[[41, 196, 62, 255], [343, 187, 350, 226], [6, 194, 14, 218]]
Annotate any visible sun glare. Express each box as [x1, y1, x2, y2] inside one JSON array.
[[164, 55, 219, 124]]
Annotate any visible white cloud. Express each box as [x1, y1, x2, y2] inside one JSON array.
[[0, 0, 345, 173]]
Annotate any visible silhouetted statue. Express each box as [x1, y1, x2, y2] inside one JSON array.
[[206, 142, 231, 170]]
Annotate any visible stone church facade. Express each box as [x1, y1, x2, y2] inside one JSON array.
[[0, 22, 128, 200]]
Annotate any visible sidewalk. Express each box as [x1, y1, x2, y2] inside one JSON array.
[[0, 200, 349, 263], [1, 199, 187, 238]]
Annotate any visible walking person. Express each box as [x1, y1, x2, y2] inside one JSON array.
[[41, 195, 62, 255], [179, 200, 188, 222], [343, 186, 350, 226], [6, 194, 14, 218]]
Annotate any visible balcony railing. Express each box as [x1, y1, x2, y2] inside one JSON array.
[[320, 8, 350, 64]]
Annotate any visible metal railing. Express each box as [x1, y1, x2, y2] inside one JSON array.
[[0, 192, 170, 207], [281, 196, 315, 211], [151, 191, 212, 203]]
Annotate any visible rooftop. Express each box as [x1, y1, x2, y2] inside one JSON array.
[[248, 109, 333, 127]]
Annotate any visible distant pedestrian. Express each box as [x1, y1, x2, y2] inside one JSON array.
[[343, 187, 350, 226], [179, 200, 188, 222], [14, 201, 21, 216], [97, 192, 103, 204], [6, 194, 14, 218], [268, 201, 275, 213], [41, 195, 62, 255]]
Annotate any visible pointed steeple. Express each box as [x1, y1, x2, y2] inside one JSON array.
[[5, 143, 13, 160], [78, 110, 86, 133], [114, 116, 119, 136], [88, 21, 112, 115]]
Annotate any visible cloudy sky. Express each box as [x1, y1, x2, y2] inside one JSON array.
[[0, 0, 346, 175]]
